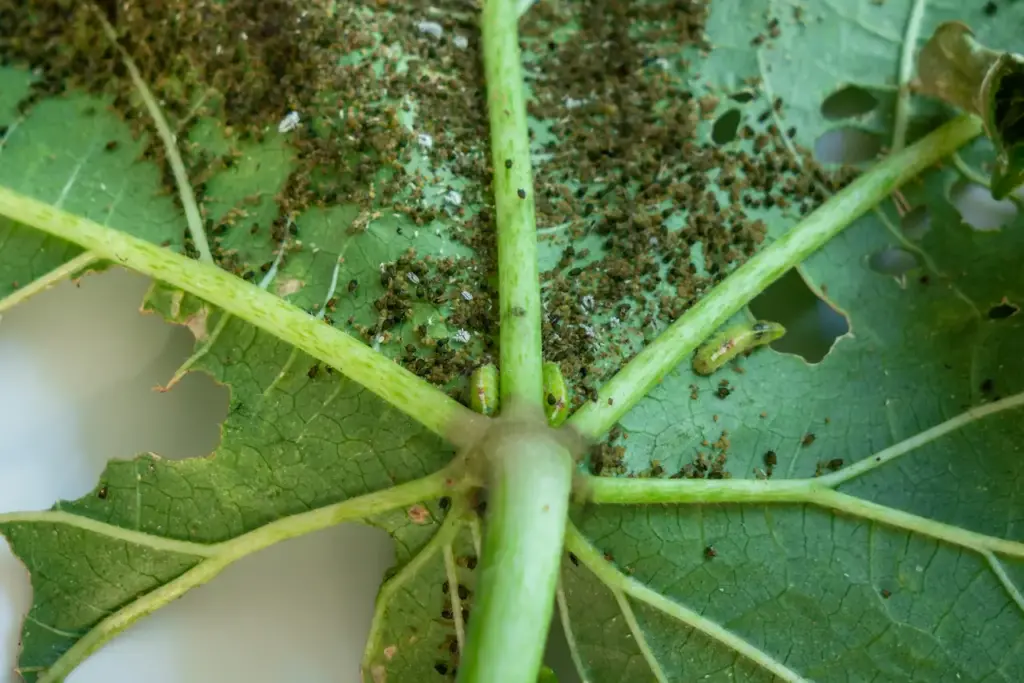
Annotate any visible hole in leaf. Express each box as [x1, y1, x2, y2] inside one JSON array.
[[901, 205, 932, 240], [748, 269, 848, 364], [949, 180, 1018, 231], [729, 90, 755, 103], [988, 302, 1019, 319], [0, 267, 228, 466], [868, 247, 918, 277], [813, 127, 883, 164], [0, 267, 401, 677], [820, 85, 879, 120], [711, 108, 741, 145]]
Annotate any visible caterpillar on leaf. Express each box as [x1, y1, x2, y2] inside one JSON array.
[[467, 361, 570, 427], [692, 320, 786, 375], [468, 363, 500, 416]]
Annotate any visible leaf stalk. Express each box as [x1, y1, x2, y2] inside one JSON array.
[[455, 2, 572, 681]]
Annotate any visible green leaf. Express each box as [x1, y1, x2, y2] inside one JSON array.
[[361, 506, 481, 682], [551, 1, 1024, 681], [2, 0, 1024, 682]]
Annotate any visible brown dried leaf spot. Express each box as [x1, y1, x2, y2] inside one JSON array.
[[276, 278, 303, 297], [182, 307, 209, 341], [407, 504, 431, 524]]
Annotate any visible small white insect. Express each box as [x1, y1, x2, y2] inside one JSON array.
[[407, 272, 420, 284], [581, 324, 596, 338], [444, 190, 463, 206], [454, 329, 471, 343], [460, 291, 474, 302], [564, 96, 585, 110], [581, 294, 595, 311], [278, 111, 301, 134], [416, 21, 443, 39], [417, 133, 433, 149], [453, 35, 469, 49]]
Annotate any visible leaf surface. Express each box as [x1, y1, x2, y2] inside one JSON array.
[[553, 1, 1024, 681]]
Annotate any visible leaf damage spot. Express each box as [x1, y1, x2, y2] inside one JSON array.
[[182, 307, 210, 341], [407, 504, 431, 524], [749, 269, 849, 365], [813, 127, 883, 164], [988, 300, 1019, 319], [169, 289, 184, 319], [820, 85, 879, 120], [275, 278, 304, 297], [949, 180, 1019, 231], [901, 205, 931, 240], [711, 108, 741, 145], [868, 247, 918, 278], [383, 645, 397, 660]]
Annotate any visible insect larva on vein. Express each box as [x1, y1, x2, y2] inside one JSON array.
[[468, 364, 499, 416], [542, 361, 570, 427], [692, 320, 786, 376], [466, 362, 571, 427]]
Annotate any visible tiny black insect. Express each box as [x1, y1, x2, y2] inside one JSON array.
[[517, 188, 526, 199]]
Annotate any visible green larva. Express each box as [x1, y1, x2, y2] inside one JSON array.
[[467, 362, 570, 427], [468, 364, 500, 416], [542, 361, 570, 427], [692, 320, 786, 375]]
